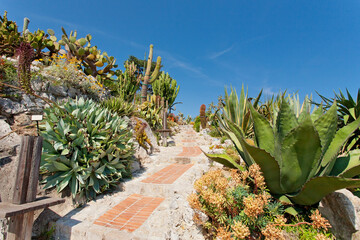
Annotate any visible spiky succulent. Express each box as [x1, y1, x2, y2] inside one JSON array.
[[40, 98, 134, 201], [206, 98, 360, 205]]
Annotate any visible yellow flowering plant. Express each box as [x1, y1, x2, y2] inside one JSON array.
[[188, 165, 334, 239]]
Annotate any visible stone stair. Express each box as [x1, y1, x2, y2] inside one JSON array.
[[54, 125, 211, 239]]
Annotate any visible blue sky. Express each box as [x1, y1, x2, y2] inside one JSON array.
[[2, 0, 360, 117]]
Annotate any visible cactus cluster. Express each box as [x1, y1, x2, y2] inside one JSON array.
[[58, 27, 117, 80], [114, 61, 141, 102], [0, 11, 22, 56], [152, 71, 180, 110], [0, 12, 60, 60], [200, 104, 207, 129]]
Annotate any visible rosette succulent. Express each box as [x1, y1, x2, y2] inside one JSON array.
[[40, 98, 134, 201], [206, 98, 360, 205]]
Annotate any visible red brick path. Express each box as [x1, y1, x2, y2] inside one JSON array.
[[94, 194, 164, 232], [177, 146, 202, 157], [141, 164, 193, 184]]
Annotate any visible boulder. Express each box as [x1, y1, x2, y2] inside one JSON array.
[[319, 189, 360, 239], [0, 119, 21, 157]]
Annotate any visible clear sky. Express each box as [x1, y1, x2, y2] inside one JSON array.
[[2, 0, 360, 118]]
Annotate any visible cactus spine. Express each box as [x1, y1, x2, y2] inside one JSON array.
[[200, 104, 207, 129], [140, 44, 162, 103]]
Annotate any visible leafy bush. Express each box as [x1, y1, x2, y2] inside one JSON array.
[[206, 99, 360, 205], [40, 98, 134, 201], [188, 166, 333, 239]]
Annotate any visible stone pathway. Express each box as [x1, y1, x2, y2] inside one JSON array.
[[54, 125, 215, 239]]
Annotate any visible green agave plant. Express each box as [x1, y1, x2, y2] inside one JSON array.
[[218, 85, 262, 138], [40, 98, 134, 201], [206, 98, 360, 205], [136, 101, 162, 130]]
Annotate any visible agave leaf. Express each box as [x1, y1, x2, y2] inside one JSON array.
[[289, 176, 360, 205], [280, 114, 322, 193], [203, 152, 244, 170], [310, 104, 323, 122], [239, 137, 283, 194], [330, 150, 360, 178], [248, 103, 275, 156], [314, 102, 337, 155], [321, 116, 360, 169]]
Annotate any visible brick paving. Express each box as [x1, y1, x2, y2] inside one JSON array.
[[94, 194, 164, 232], [177, 146, 202, 157], [141, 164, 193, 184]]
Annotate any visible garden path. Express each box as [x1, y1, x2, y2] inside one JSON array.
[[54, 125, 214, 240]]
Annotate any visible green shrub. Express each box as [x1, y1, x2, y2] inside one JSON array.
[[136, 101, 162, 130], [40, 98, 134, 201]]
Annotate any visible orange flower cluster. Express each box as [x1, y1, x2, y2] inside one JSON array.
[[310, 209, 331, 231], [261, 223, 285, 240]]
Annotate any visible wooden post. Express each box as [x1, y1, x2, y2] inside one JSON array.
[[7, 136, 43, 240]]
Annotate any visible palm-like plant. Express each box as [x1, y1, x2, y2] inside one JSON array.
[[206, 98, 360, 205]]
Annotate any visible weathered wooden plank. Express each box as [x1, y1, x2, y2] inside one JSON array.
[[0, 197, 65, 218], [12, 136, 34, 205], [26, 136, 42, 202]]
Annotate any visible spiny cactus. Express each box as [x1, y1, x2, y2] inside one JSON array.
[[59, 27, 117, 80], [200, 104, 207, 129], [0, 11, 22, 56], [26, 29, 60, 60], [152, 71, 180, 111], [140, 44, 162, 103], [114, 61, 141, 102]]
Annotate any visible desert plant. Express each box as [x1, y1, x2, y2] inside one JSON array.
[[40, 98, 134, 201], [0, 11, 22, 56], [136, 101, 162, 130], [113, 61, 141, 102], [317, 89, 360, 152], [218, 86, 262, 138], [102, 97, 135, 117], [200, 104, 207, 129], [140, 44, 162, 103], [59, 27, 117, 82], [206, 98, 360, 205], [152, 71, 180, 111]]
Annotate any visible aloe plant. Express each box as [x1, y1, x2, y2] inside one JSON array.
[[218, 86, 262, 138], [40, 98, 134, 201], [206, 98, 360, 205]]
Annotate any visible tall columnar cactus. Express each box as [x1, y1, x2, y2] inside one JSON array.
[[140, 44, 162, 103], [152, 71, 180, 110], [58, 27, 117, 80], [200, 104, 207, 129]]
